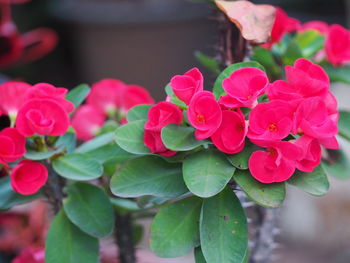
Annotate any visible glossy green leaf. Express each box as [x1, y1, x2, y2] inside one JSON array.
[[281, 39, 303, 65], [0, 176, 40, 210], [194, 51, 221, 74], [55, 132, 76, 154], [84, 143, 133, 164], [295, 30, 325, 58], [75, 132, 115, 153], [25, 145, 65, 160], [322, 64, 350, 84], [66, 84, 90, 108], [195, 247, 207, 263], [63, 183, 114, 238], [213, 61, 265, 99], [45, 210, 99, 263], [150, 197, 202, 257], [338, 111, 350, 141], [115, 120, 150, 154], [252, 47, 282, 79], [323, 148, 350, 180], [126, 104, 152, 122], [111, 155, 188, 198], [136, 196, 170, 209], [226, 142, 260, 170], [200, 188, 248, 263], [183, 149, 235, 198], [97, 120, 119, 135], [111, 198, 141, 214], [288, 165, 329, 196], [52, 153, 103, 181], [233, 170, 286, 208], [161, 124, 206, 151]]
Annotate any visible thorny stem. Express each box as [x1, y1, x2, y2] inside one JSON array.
[[115, 212, 136, 263]]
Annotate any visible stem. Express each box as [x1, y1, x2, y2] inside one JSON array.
[[43, 163, 65, 215], [114, 212, 136, 263]]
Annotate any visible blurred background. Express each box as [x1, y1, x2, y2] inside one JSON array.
[[1, 0, 350, 262]]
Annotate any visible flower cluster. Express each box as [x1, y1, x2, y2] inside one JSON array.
[[143, 59, 339, 183], [264, 7, 350, 66], [72, 79, 154, 141]]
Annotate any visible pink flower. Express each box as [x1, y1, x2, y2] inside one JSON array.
[[16, 99, 70, 137], [325, 24, 350, 66], [0, 127, 26, 166], [10, 160, 48, 195], [211, 110, 247, 154], [248, 100, 293, 142], [299, 21, 329, 34], [87, 79, 154, 114], [187, 91, 222, 140], [26, 83, 74, 113], [268, 58, 329, 101], [293, 135, 321, 172], [263, 8, 300, 49], [12, 247, 45, 263], [71, 105, 105, 141], [0, 81, 31, 116], [249, 141, 301, 183], [144, 102, 183, 157], [293, 97, 338, 140], [219, 67, 268, 109], [170, 67, 204, 105]]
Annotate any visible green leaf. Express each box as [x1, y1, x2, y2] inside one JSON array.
[[63, 183, 115, 238], [323, 148, 350, 180], [252, 47, 282, 79], [200, 188, 248, 263], [194, 51, 221, 74], [183, 149, 235, 198], [136, 196, 170, 209], [126, 104, 152, 122], [288, 165, 330, 196], [226, 142, 260, 170], [295, 30, 325, 58], [165, 84, 188, 109], [213, 61, 265, 99], [45, 210, 99, 263], [0, 177, 40, 210], [66, 84, 90, 108], [97, 120, 119, 135], [75, 132, 115, 153], [111, 198, 142, 214], [110, 155, 188, 198], [115, 120, 150, 154], [55, 132, 76, 154], [52, 153, 103, 181], [338, 111, 350, 141], [150, 197, 202, 257], [24, 145, 65, 160], [281, 39, 303, 65], [322, 63, 350, 84], [84, 143, 133, 164], [233, 170, 286, 208], [161, 124, 206, 151], [195, 247, 207, 263]]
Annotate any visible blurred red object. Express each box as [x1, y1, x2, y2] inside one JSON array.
[[12, 247, 45, 263], [0, 201, 48, 253], [0, 1, 57, 68]]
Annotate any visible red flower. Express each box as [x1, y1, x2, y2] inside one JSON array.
[[211, 110, 247, 154], [0, 81, 31, 116], [325, 24, 350, 66], [16, 99, 70, 137], [144, 102, 183, 157], [12, 247, 45, 263], [10, 160, 48, 195], [248, 100, 293, 142], [293, 97, 338, 141], [87, 79, 154, 115], [268, 58, 329, 101], [0, 127, 26, 166], [249, 141, 302, 183], [26, 83, 74, 113], [187, 91, 222, 140], [293, 135, 322, 172], [72, 105, 105, 141], [300, 21, 329, 34], [170, 67, 204, 105], [263, 8, 300, 49], [220, 67, 268, 109]]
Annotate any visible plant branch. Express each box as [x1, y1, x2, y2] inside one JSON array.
[[114, 212, 136, 263]]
